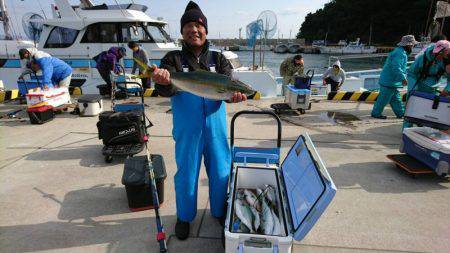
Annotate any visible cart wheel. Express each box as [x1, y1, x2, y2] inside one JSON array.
[[308, 103, 312, 110], [63, 108, 68, 112], [299, 109, 306, 114], [105, 156, 113, 163], [441, 173, 447, 177]]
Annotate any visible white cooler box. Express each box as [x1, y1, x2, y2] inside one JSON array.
[[401, 127, 450, 176], [284, 85, 311, 110], [225, 134, 336, 253], [405, 91, 450, 129], [26, 87, 71, 108], [77, 95, 103, 116]]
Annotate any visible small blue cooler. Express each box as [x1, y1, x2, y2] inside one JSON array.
[[225, 134, 336, 253], [17, 79, 44, 96]]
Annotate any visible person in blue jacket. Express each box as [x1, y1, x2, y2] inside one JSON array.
[[403, 40, 450, 128], [371, 35, 417, 119], [407, 40, 450, 95], [30, 56, 72, 89], [153, 1, 246, 240]]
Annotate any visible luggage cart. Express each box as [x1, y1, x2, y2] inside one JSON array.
[[224, 110, 337, 253], [101, 69, 150, 163]]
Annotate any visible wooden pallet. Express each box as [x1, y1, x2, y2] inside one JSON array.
[[387, 154, 434, 176]]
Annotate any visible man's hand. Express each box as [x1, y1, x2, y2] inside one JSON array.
[[152, 65, 171, 85], [338, 82, 344, 89], [402, 79, 408, 86], [441, 89, 450, 97], [229, 92, 247, 103]]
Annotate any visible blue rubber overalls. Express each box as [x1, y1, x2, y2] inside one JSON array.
[[172, 52, 231, 222], [371, 47, 407, 118]]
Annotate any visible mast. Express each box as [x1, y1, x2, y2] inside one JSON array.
[[368, 21, 373, 46], [0, 0, 12, 39]]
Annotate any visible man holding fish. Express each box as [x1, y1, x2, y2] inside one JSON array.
[[153, 1, 252, 240]]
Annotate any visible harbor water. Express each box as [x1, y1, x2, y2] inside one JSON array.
[[235, 51, 388, 76]]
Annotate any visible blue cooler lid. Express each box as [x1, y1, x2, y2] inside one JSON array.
[[281, 134, 336, 241], [287, 85, 311, 94]]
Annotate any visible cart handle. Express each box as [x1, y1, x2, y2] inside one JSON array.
[[235, 152, 279, 167], [230, 110, 282, 148]]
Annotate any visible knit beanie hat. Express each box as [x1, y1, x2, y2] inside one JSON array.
[[180, 1, 208, 34]]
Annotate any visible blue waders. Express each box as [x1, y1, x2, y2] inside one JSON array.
[[172, 52, 231, 222]]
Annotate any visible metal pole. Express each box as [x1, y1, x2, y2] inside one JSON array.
[[252, 44, 256, 70], [441, 1, 448, 33], [0, 0, 12, 39], [425, 0, 435, 35]]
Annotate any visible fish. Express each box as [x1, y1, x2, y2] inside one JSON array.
[[271, 209, 281, 236], [235, 199, 254, 233], [170, 71, 256, 100], [244, 189, 262, 210], [260, 197, 274, 235], [249, 205, 260, 232], [133, 57, 256, 100]]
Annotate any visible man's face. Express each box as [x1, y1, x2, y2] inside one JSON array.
[[24, 52, 30, 59], [294, 59, 303, 66], [182, 21, 207, 48], [131, 46, 139, 52]]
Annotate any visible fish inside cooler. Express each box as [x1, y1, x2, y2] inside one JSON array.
[[231, 166, 288, 237]]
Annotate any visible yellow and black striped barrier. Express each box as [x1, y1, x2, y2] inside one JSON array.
[[327, 91, 407, 102], [142, 88, 261, 100], [0, 89, 20, 103]]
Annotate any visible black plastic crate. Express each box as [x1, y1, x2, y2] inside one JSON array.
[[27, 106, 54, 124], [122, 155, 167, 211]]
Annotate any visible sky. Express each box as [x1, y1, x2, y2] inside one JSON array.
[[1, 0, 329, 40]]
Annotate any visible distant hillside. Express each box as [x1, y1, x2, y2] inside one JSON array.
[[297, 0, 447, 46]]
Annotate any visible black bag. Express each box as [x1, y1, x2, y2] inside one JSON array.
[[97, 111, 145, 145]]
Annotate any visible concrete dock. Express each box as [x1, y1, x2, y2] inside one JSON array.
[[1, 97, 449, 253]]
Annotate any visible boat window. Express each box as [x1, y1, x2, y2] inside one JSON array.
[[44, 27, 79, 48], [81, 23, 119, 43], [120, 23, 154, 43], [145, 24, 172, 43]]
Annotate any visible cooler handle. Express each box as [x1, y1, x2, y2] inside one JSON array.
[[235, 152, 279, 167], [230, 110, 282, 149]]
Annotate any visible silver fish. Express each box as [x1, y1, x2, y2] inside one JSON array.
[[170, 71, 256, 100], [249, 205, 260, 232], [235, 199, 254, 233], [260, 197, 274, 235], [271, 209, 281, 236]]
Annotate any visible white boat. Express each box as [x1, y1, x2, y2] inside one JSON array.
[[319, 38, 377, 54], [288, 43, 301, 53], [0, 0, 179, 93], [274, 44, 288, 53]]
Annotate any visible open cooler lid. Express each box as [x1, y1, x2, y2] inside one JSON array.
[[281, 134, 336, 241]]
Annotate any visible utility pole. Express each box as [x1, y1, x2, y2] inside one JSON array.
[[239, 28, 242, 40], [0, 0, 12, 39]]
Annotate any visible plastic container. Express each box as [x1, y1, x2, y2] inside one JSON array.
[[27, 105, 54, 124], [405, 91, 450, 130], [77, 94, 103, 116], [284, 85, 311, 110], [225, 134, 336, 253], [401, 127, 450, 176], [26, 87, 71, 108], [122, 155, 167, 211]]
